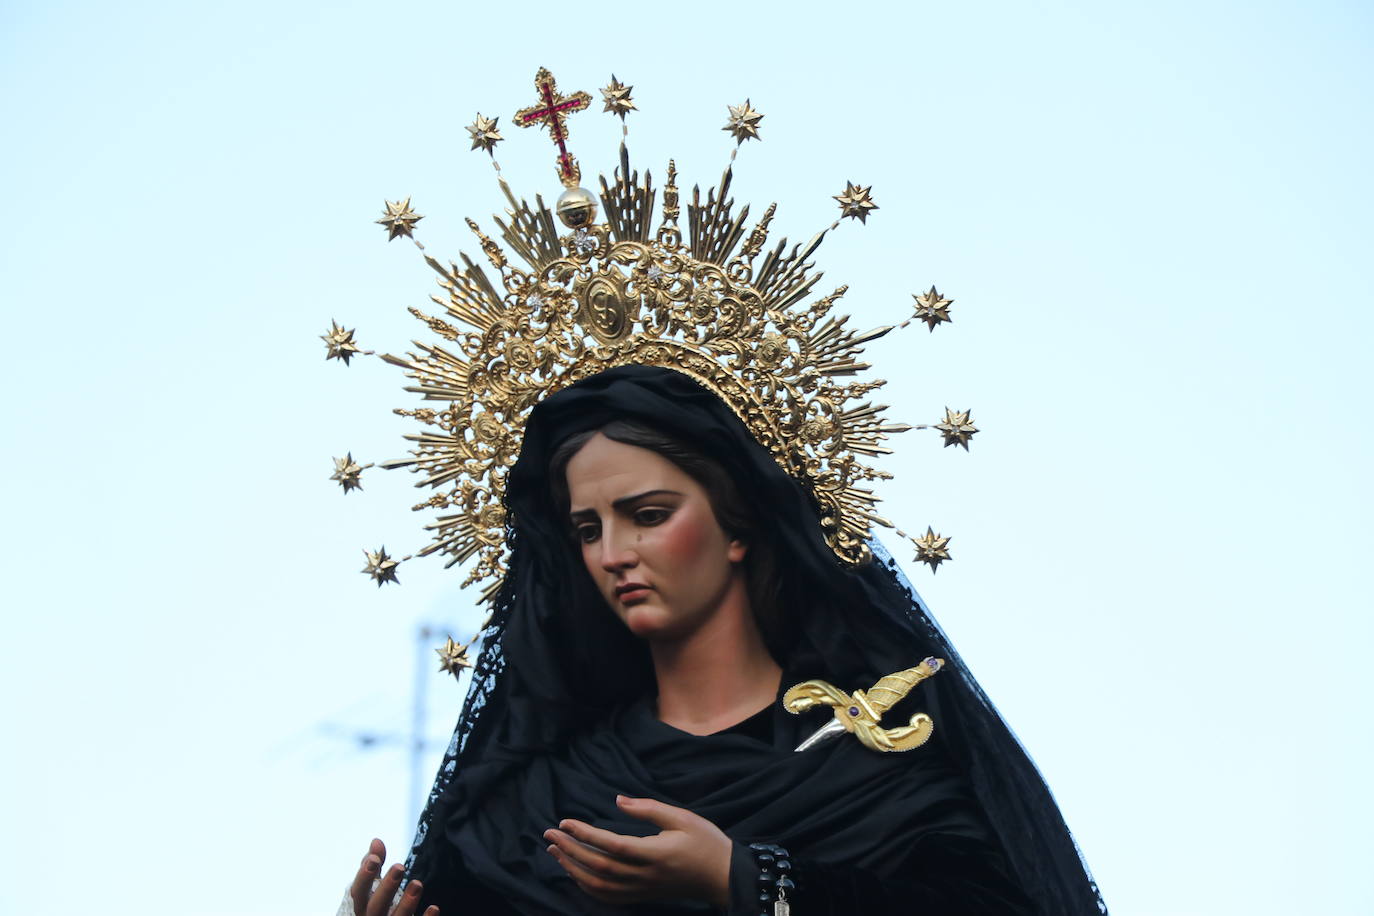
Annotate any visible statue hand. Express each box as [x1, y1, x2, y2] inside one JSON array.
[[544, 795, 731, 907], [347, 838, 439, 916]]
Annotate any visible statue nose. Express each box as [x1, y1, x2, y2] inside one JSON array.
[[598, 524, 639, 572]]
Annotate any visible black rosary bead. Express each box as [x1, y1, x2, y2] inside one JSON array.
[[750, 841, 793, 912]]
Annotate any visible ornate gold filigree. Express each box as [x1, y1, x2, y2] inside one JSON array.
[[784, 658, 944, 753], [338, 70, 974, 596], [379, 144, 924, 594]]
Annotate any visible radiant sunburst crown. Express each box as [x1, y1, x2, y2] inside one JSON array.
[[325, 68, 974, 599]]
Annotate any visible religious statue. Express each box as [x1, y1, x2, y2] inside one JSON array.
[[323, 68, 1106, 916]]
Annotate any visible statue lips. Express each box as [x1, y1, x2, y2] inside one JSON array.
[[614, 582, 653, 604]]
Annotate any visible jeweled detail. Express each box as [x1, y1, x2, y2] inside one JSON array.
[[513, 68, 592, 186], [358, 70, 968, 598], [787, 661, 946, 754]]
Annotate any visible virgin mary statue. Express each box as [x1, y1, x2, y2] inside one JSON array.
[[328, 70, 1107, 916]]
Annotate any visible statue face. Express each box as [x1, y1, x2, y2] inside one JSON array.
[[565, 433, 748, 641]]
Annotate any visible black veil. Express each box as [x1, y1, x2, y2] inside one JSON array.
[[403, 365, 1106, 915]]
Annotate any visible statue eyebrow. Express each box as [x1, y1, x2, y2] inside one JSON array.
[[568, 489, 684, 521]]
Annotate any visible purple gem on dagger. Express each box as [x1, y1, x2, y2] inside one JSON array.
[[848, 706, 860, 717]]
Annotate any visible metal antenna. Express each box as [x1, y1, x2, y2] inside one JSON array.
[[411, 623, 434, 822]]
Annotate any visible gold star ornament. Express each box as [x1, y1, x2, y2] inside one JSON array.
[[376, 197, 423, 241], [601, 75, 636, 120], [361, 547, 401, 586], [330, 453, 369, 493], [935, 407, 978, 450], [435, 635, 476, 679], [466, 114, 503, 153], [723, 100, 764, 144], [912, 286, 953, 331], [321, 320, 362, 365], [913, 527, 952, 572], [834, 182, 878, 223]]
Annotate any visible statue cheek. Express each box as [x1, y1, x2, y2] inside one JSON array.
[[655, 512, 713, 564]]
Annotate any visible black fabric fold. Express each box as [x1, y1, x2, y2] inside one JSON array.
[[424, 695, 1029, 916]]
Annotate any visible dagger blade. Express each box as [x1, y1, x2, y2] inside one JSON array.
[[794, 717, 846, 752]]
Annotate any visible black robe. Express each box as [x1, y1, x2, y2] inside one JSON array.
[[419, 694, 1031, 915]]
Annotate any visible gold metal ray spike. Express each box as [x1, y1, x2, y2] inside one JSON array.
[[600, 75, 636, 120], [833, 182, 878, 223], [435, 634, 477, 679], [330, 453, 373, 494], [466, 113, 503, 153], [912, 528, 952, 572], [376, 197, 424, 240], [361, 546, 405, 586]]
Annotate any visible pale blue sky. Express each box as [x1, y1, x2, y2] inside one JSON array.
[[2, 1, 1371, 913]]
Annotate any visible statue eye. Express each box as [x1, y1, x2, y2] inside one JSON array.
[[634, 507, 671, 526], [574, 523, 601, 544]]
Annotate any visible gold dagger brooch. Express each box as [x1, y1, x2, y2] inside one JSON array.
[[785, 657, 944, 753]]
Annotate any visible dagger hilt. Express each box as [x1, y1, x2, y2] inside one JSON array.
[[864, 657, 943, 715]]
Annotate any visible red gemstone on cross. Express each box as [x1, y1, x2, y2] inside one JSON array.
[[514, 68, 592, 184]]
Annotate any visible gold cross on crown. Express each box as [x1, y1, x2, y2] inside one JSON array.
[[514, 67, 592, 187]]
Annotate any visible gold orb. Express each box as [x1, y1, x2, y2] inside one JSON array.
[[556, 186, 599, 229]]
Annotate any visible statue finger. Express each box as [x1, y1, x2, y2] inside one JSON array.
[[545, 828, 641, 880], [554, 818, 651, 864], [349, 842, 385, 916], [391, 878, 426, 916], [547, 845, 640, 902], [615, 794, 697, 832], [366, 864, 405, 916]]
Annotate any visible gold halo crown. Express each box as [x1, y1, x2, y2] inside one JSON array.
[[325, 69, 975, 599]]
